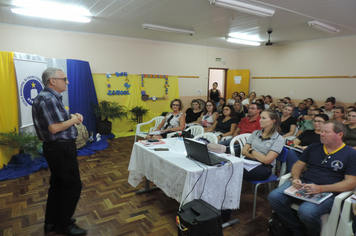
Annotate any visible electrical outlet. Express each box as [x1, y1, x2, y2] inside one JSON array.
[[197, 89, 202, 93], [289, 91, 293, 96]]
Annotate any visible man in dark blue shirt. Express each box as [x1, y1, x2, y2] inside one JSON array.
[[268, 120, 356, 236], [293, 100, 308, 118], [32, 67, 86, 236]]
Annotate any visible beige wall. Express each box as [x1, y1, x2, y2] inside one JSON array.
[[237, 36, 356, 104], [1, 23, 356, 108], [0, 24, 238, 106]]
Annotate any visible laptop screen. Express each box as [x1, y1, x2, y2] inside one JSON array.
[[183, 138, 211, 165]]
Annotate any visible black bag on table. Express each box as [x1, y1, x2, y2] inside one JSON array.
[[177, 199, 223, 236], [268, 212, 292, 236]]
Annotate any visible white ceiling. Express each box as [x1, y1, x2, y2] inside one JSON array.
[[0, 0, 356, 50]]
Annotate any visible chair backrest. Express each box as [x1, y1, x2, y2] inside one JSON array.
[[186, 126, 204, 137], [149, 116, 165, 132], [193, 133, 218, 144], [275, 147, 288, 179], [229, 133, 251, 157]]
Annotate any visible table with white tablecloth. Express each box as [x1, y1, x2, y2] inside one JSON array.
[[128, 138, 244, 210]]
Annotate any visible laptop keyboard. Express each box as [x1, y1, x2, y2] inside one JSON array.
[[209, 152, 228, 165]]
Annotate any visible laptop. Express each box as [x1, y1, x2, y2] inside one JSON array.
[[183, 138, 229, 166]]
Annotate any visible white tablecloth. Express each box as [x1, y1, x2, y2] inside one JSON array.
[[128, 138, 243, 210]]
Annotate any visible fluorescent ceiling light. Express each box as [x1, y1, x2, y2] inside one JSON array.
[[210, 0, 275, 17], [228, 32, 262, 42], [142, 24, 194, 36], [226, 37, 260, 46], [11, 0, 91, 23], [308, 21, 340, 34]]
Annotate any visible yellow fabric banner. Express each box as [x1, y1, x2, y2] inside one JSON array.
[[92, 74, 180, 137], [0, 52, 19, 167]]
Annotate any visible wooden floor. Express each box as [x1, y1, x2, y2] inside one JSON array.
[[0, 136, 273, 236]]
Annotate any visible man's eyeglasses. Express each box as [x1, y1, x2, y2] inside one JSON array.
[[52, 77, 68, 82], [321, 155, 331, 165]]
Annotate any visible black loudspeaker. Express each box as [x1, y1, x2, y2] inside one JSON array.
[[177, 199, 223, 236]]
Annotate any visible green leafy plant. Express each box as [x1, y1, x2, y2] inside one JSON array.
[[0, 128, 41, 160], [129, 106, 149, 124], [93, 100, 127, 122]]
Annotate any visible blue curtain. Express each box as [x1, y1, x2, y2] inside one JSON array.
[[67, 59, 98, 133]]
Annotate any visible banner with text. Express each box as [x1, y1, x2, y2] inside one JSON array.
[[14, 58, 47, 128]]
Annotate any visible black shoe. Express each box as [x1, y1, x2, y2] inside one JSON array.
[[44, 223, 55, 235], [56, 224, 87, 236], [44, 218, 76, 235]]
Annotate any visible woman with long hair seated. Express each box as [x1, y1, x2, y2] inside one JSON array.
[[217, 97, 226, 114], [205, 105, 238, 142], [195, 100, 219, 131], [242, 91, 256, 108], [233, 101, 245, 123], [241, 109, 284, 181], [286, 114, 329, 172], [280, 104, 297, 138], [185, 99, 203, 124], [227, 91, 238, 105], [295, 107, 322, 137], [146, 99, 186, 139], [265, 95, 275, 109]]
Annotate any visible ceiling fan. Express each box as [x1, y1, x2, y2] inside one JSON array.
[[265, 29, 273, 46]]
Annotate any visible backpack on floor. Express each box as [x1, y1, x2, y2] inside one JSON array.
[[268, 212, 292, 236]]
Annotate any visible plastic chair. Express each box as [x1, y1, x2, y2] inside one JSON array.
[[285, 126, 299, 142], [335, 195, 355, 236], [278, 173, 353, 236], [229, 133, 251, 158], [245, 147, 288, 219], [193, 133, 218, 144], [134, 116, 164, 142]]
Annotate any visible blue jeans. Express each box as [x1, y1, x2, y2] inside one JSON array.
[[218, 138, 241, 156], [286, 149, 301, 173], [268, 181, 335, 236]]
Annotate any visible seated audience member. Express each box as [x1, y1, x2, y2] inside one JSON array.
[[345, 109, 356, 150], [227, 91, 238, 105], [265, 95, 275, 109], [205, 105, 238, 142], [233, 101, 245, 123], [235, 95, 248, 113], [146, 99, 185, 139], [286, 114, 329, 172], [347, 106, 355, 115], [276, 100, 286, 116], [195, 100, 219, 131], [295, 107, 323, 137], [293, 100, 308, 118], [185, 99, 203, 124], [219, 103, 262, 153], [333, 106, 347, 124], [239, 91, 246, 101], [284, 96, 292, 105], [241, 109, 284, 181], [322, 97, 336, 119], [242, 92, 256, 108], [268, 121, 356, 236], [217, 97, 226, 114], [280, 104, 297, 138], [306, 97, 314, 109], [256, 98, 266, 111]]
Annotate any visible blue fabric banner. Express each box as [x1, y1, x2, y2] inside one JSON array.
[[67, 59, 98, 133]]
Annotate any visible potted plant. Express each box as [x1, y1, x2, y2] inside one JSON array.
[[93, 100, 127, 135], [129, 106, 149, 124], [0, 128, 41, 161]]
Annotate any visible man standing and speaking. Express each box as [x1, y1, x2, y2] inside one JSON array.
[[32, 67, 87, 236]]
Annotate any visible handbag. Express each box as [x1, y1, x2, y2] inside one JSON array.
[[207, 143, 226, 153]]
